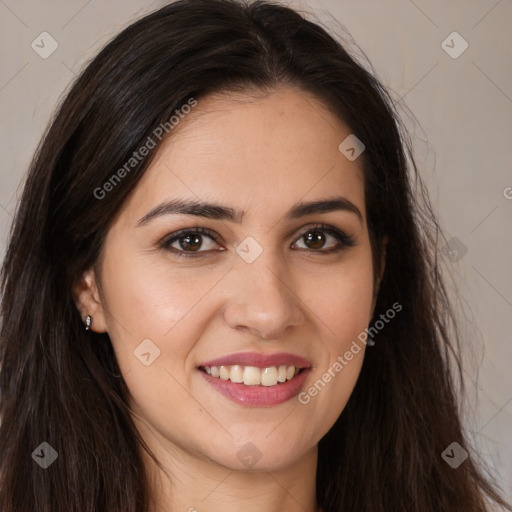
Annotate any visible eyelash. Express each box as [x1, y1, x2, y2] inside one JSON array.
[[160, 223, 356, 259]]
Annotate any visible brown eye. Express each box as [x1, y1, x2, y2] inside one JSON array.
[[161, 228, 220, 258], [302, 230, 327, 250], [176, 233, 202, 252], [293, 224, 356, 253], [160, 224, 355, 260]]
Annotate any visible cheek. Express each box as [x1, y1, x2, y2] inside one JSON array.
[[329, 271, 374, 347], [98, 250, 209, 420], [296, 248, 374, 427], [99, 245, 206, 335], [306, 248, 375, 348]]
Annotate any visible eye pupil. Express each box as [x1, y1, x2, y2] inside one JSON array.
[[305, 231, 325, 250], [180, 234, 202, 251]]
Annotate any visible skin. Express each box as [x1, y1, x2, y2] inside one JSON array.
[[74, 87, 386, 512]]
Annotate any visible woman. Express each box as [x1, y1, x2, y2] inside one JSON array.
[[0, 0, 510, 510]]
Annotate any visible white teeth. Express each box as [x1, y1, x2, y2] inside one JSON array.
[[219, 366, 230, 380], [261, 366, 278, 386], [243, 366, 261, 386], [202, 364, 300, 386], [230, 365, 244, 383]]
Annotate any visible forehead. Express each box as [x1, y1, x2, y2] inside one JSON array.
[[120, 87, 366, 225]]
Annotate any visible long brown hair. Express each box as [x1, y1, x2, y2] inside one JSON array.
[[1, 0, 510, 510]]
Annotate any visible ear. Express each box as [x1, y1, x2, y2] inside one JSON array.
[[370, 236, 388, 318], [72, 267, 108, 333]]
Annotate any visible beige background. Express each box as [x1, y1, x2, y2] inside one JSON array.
[[0, 0, 511, 503]]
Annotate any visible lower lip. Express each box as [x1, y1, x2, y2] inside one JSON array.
[[199, 368, 311, 407]]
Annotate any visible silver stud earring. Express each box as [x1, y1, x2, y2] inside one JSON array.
[[85, 315, 92, 331]]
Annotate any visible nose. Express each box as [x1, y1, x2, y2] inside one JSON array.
[[222, 255, 305, 340]]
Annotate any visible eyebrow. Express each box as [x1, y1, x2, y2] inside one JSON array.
[[136, 196, 363, 227]]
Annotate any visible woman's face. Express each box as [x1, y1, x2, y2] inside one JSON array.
[[76, 87, 383, 473]]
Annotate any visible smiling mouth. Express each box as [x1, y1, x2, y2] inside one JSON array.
[[198, 364, 304, 387]]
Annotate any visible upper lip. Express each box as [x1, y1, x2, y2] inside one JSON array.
[[199, 352, 312, 369]]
